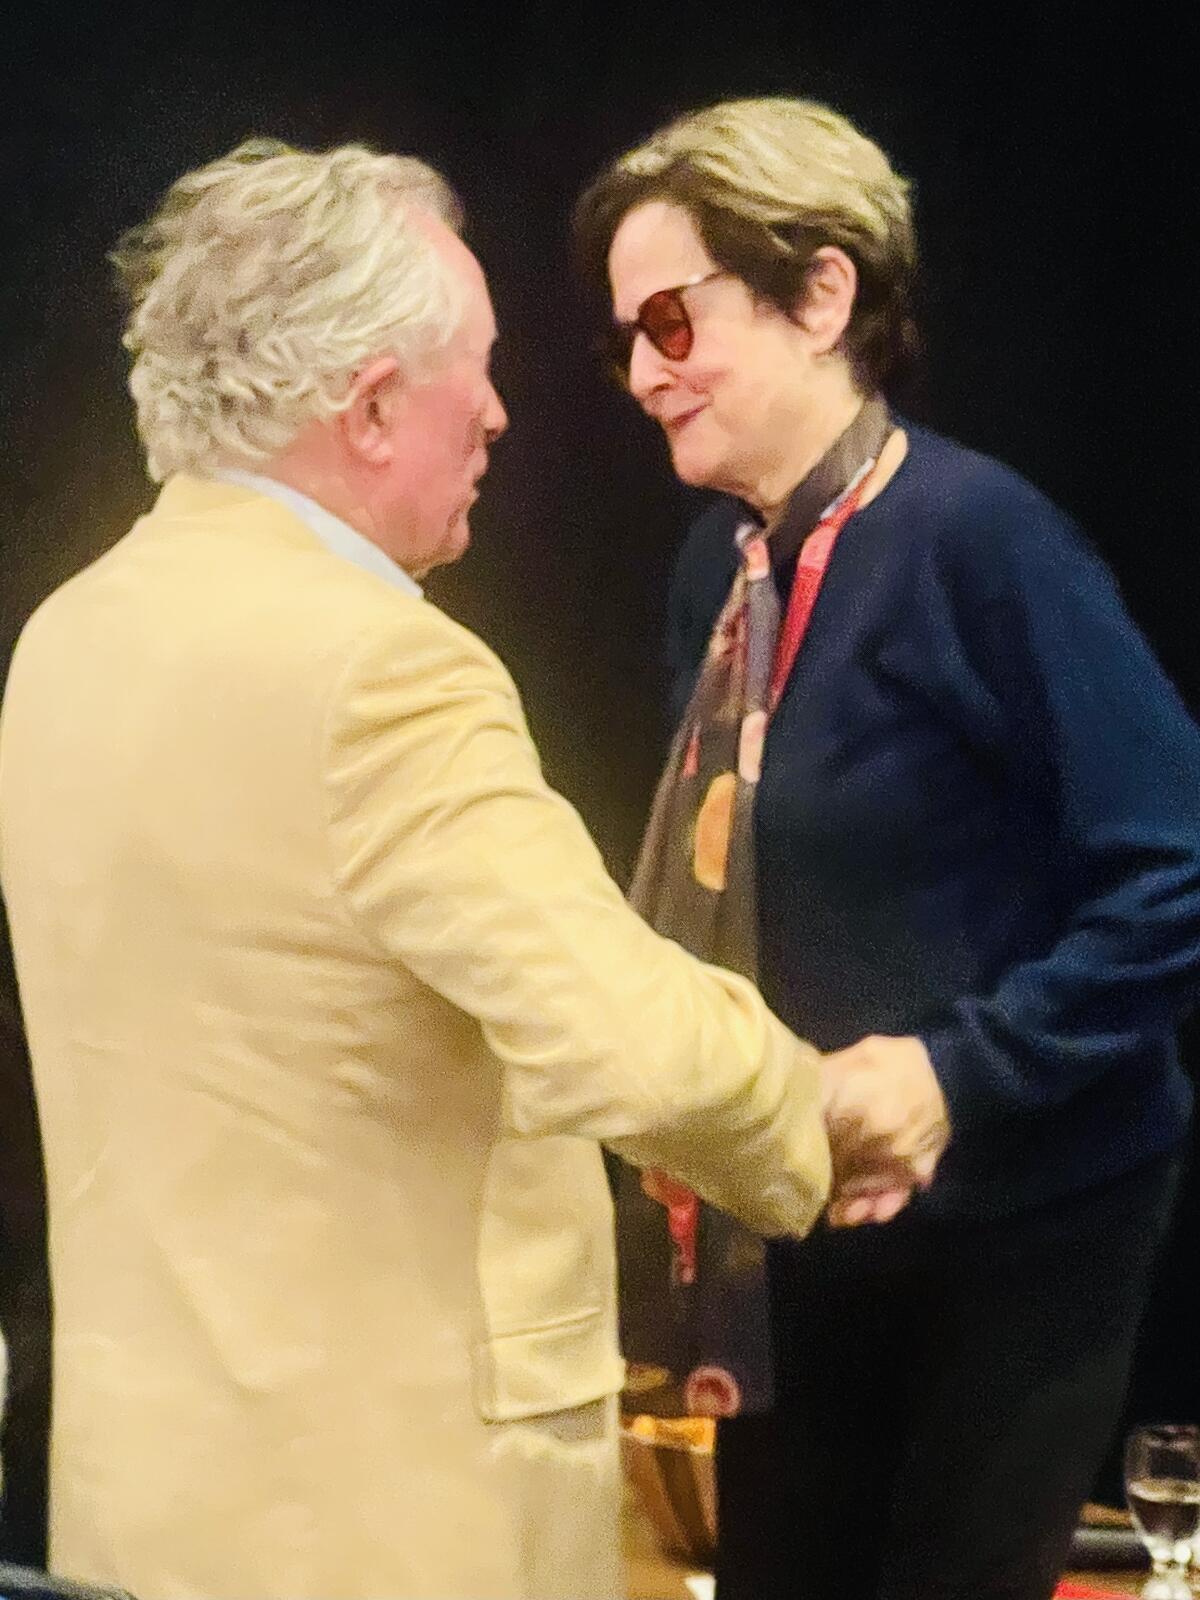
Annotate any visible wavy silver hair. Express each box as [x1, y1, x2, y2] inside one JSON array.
[[111, 139, 467, 481]]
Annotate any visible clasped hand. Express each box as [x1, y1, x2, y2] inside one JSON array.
[[820, 1033, 950, 1228]]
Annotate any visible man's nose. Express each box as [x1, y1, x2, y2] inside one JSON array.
[[484, 381, 508, 442]]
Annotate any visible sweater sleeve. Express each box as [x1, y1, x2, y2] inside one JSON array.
[[915, 473, 1200, 1130]]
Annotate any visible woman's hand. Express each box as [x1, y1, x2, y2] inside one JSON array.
[[820, 1034, 950, 1227]]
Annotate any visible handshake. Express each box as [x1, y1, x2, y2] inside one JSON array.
[[819, 1033, 951, 1228], [641, 1032, 951, 1239]]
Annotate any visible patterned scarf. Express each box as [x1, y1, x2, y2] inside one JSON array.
[[617, 394, 892, 1417]]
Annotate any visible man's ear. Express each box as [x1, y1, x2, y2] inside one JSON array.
[[792, 245, 858, 356], [338, 355, 404, 465]]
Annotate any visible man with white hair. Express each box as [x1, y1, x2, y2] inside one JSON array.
[[0, 141, 942, 1600]]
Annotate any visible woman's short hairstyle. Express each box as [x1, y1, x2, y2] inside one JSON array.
[[574, 97, 918, 391], [112, 139, 467, 481]]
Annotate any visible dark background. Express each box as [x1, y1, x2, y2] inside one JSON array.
[[1, 0, 1194, 1564]]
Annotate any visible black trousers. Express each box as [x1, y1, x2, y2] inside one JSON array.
[[714, 1153, 1180, 1600]]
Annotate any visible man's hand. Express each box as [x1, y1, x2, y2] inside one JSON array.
[[820, 1034, 950, 1228]]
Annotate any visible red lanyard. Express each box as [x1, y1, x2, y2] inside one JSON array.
[[767, 471, 869, 712]]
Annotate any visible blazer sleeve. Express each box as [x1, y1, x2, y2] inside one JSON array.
[[321, 603, 830, 1238]]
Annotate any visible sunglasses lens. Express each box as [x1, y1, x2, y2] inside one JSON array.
[[603, 285, 699, 379], [640, 289, 694, 361]]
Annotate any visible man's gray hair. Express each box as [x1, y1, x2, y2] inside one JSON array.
[[111, 139, 467, 481]]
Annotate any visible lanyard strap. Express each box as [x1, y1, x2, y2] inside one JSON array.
[[767, 461, 874, 712]]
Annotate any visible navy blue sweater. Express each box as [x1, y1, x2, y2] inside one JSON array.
[[667, 424, 1200, 1217]]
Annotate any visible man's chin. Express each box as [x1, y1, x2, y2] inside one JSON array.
[[447, 510, 472, 560], [422, 514, 472, 578]]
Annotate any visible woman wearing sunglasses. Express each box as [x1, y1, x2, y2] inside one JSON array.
[[575, 98, 1200, 1600]]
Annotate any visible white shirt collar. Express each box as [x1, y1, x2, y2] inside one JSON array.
[[213, 469, 423, 599]]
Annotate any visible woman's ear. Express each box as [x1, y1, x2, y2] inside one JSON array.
[[792, 245, 858, 355]]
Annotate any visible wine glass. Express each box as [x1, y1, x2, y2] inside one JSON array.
[[1124, 1423, 1200, 1599]]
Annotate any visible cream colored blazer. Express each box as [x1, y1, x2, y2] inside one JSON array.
[[0, 476, 829, 1598]]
